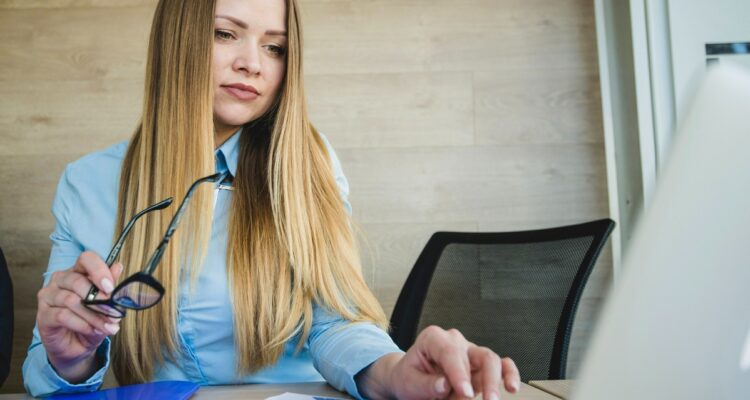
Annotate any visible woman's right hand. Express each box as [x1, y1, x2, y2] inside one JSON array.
[[36, 251, 124, 383]]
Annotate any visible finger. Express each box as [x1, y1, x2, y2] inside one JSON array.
[[409, 372, 451, 399], [420, 326, 474, 399], [107, 263, 125, 323], [111, 262, 124, 282], [500, 357, 521, 394], [51, 307, 102, 337], [73, 251, 116, 295], [471, 371, 482, 396], [58, 271, 103, 301], [468, 346, 501, 400], [45, 288, 120, 335]]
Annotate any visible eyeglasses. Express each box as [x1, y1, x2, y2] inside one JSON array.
[[82, 172, 230, 318]]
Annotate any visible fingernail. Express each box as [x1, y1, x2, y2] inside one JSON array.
[[434, 377, 447, 394], [105, 323, 120, 335], [512, 382, 520, 392], [94, 329, 104, 336], [101, 278, 114, 294], [461, 382, 475, 398], [489, 392, 500, 400], [108, 316, 121, 324]]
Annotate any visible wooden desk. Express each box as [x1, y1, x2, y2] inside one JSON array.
[[0, 381, 560, 399], [194, 382, 350, 399], [528, 380, 574, 399]]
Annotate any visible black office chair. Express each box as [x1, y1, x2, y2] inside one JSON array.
[[389, 219, 615, 381], [0, 247, 13, 388]]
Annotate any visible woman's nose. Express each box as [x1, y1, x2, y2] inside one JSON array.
[[233, 47, 261, 75]]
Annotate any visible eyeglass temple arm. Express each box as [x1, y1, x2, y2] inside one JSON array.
[[143, 172, 226, 275], [84, 197, 173, 302], [104, 197, 174, 266]]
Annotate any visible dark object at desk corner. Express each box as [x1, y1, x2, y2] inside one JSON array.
[[0, 246, 13, 389], [389, 219, 615, 381]]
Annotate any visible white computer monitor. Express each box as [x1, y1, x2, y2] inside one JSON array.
[[573, 63, 750, 399]]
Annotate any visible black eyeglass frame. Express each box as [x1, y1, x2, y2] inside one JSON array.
[[82, 172, 230, 318]]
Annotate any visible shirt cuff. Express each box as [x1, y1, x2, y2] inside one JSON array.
[[24, 338, 111, 397], [314, 323, 404, 400]]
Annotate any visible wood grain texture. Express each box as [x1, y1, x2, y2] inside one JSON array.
[[0, 6, 154, 82], [339, 144, 606, 224], [302, 0, 598, 74], [0, 0, 607, 394], [307, 72, 475, 149], [474, 67, 604, 145], [0, 0, 155, 8], [0, 79, 142, 156], [529, 380, 575, 400]]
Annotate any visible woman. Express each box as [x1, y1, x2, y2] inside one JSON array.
[[23, 0, 520, 399]]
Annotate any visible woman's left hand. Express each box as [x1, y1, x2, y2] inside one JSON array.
[[386, 325, 520, 400]]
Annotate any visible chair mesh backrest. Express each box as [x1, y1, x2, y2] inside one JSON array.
[[390, 219, 614, 381], [417, 238, 593, 381]]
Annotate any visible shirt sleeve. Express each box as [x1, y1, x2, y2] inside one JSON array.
[[319, 133, 353, 216], [308, 305, 403, 400], [313, 135, 401, 397], [22, 164, 112, 397]]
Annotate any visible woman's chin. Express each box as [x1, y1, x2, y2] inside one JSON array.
[[214, 109, 263, 128]]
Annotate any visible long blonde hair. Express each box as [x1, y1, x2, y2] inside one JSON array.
[[112, 0, 387, 384]]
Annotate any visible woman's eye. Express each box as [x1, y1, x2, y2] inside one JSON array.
[[266, 45, 286, 56], [214, 30, 234, 41]]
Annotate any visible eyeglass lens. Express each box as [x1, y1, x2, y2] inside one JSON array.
[[112, 281, 162, 309], [87, 303, 126, 318]]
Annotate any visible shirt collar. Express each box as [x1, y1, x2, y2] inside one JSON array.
[[215, 127, 241, 177]]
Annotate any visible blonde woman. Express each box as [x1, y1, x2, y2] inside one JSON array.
[[22, 0, 521, 399]]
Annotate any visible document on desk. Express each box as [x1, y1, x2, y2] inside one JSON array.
[[266, 392, 347, 400]]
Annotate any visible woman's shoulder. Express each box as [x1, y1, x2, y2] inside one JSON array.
[[315, 132, 350, 204], [53, 140, 129, 255], [65, 140, 129, 180], [55, 139, 129, 219]]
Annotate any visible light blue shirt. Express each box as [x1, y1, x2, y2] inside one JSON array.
[[22, 129, 402, 398]]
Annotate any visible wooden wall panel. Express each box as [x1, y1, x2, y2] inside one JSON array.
[[0, 0, 608, 393], [307, 72, 475, 149], [474, 67, 604, 145], [301, 0, 597, 74], [0, 6, 153, 82], [339, 145, 605, 224], [0, 80, 142, 156]]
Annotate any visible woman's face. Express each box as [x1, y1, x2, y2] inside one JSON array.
[[212, 0, 287, 138]]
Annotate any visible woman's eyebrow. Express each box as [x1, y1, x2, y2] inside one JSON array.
[[216, 14, 248, 29], [215, 14, 287, 37]]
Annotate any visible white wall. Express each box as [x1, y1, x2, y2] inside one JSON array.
[[597, 0, 750, 273]]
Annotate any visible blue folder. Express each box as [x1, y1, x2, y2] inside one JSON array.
[[49, 380, 199, 400]]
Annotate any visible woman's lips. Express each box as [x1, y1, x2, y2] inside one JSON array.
[[223, 86, 259, 101]]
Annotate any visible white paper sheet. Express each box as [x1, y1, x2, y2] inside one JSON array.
[[265, 392, 348, 400]]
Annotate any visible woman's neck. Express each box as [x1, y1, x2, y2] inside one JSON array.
[[214, 123, 241, 149]]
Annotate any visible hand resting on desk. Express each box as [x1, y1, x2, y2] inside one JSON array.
[[358, 326, 521, 400]]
